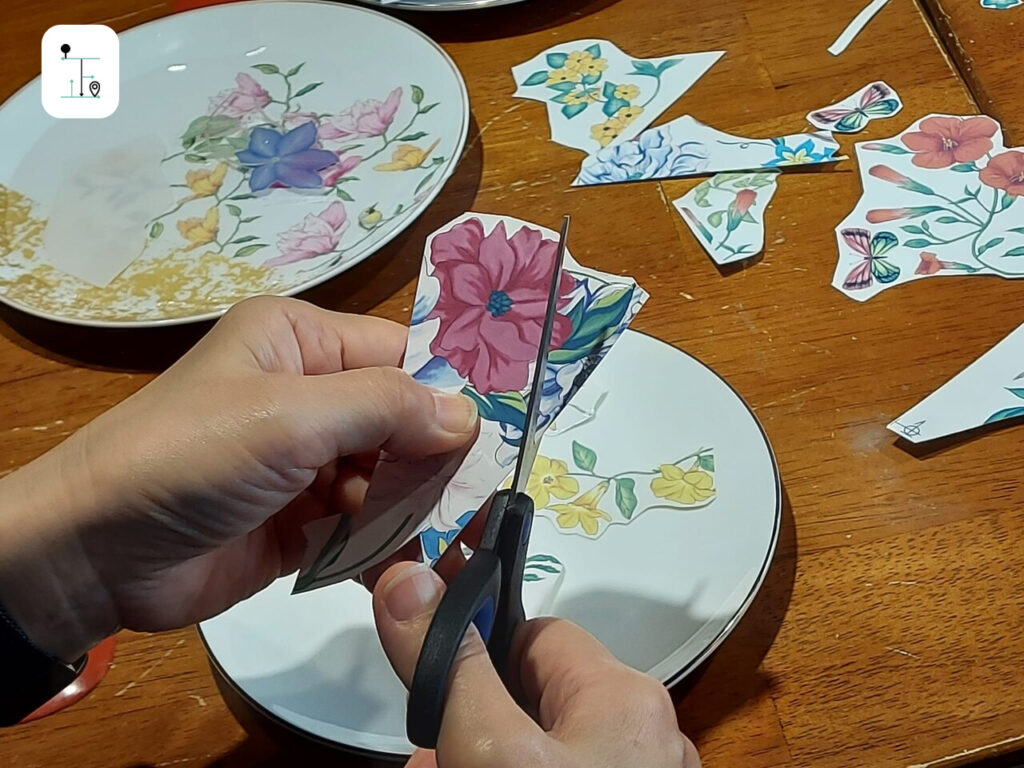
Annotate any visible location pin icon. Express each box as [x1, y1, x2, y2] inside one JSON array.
[[89, 80, 101, 98]]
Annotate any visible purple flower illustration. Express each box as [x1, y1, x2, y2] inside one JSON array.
[[236, 122, 337, 192]]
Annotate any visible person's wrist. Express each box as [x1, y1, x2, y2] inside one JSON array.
[[0, 435, 120, 663]]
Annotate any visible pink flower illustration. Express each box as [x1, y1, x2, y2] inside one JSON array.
[[901, 116, 997, 169], [265, 201, 348, 266], [866, 207, 912, 223], [979, 150, 1024, 197], [209, 73, 270, 121], [319, 87, 403, 141], [732, 189, 757, 216], [427, 218, 576, 395], [869, 165, 912, 186], [282, 111, 320, 130], [320, 152, 362, 187]]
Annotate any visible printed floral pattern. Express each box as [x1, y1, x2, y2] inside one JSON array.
[[523, 441, 716, 539], [835, 114, 1024, 300], [676, 171, 779, 262], [147, 63, 448, 268]]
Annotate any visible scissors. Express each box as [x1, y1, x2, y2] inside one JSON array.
[[406, 214, 570, 750]]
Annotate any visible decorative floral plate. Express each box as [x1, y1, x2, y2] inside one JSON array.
[[361, 0, 530, 11], [0, 1, 468, 327], [200, 330, 781, 758]]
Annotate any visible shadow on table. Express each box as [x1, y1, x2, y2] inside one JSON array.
[[385, 0, 620, 43], [671, 487, 797, 737], [0, 114, 484, 372]]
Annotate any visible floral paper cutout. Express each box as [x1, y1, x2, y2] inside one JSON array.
[[572, 115, 840, 186], [807, 81, 902, 134], [511, 40, 723, 153], [833, 114, 1024, 301], [295, 213, 648, 591], [888, 322, 1024, 443], [980, 0, 1021, 9], [674, 171, 779, 263]]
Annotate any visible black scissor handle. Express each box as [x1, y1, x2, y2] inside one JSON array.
[[407, 550, 501, 749]]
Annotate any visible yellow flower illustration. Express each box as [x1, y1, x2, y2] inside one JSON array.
[[184, 162, 228, 199], [613, 84, 640, 101], [546, 68, 582, 85], [614, 105, 644, 125], [590, 118, 626, 148], [563, 90, 599, 107], [550, 482, 612, 536], [564, 50, 595, 72], [650, 463, 715, 504], [525, 456, 579, 509], [578, 58, 608, 77], [374, 139, 440, 172], [176, 206, 219, 251]]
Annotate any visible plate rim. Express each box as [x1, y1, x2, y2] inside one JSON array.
[[355, 0, 529, 11], [197, 328, 783, 758], [0, 0, 470, 329]]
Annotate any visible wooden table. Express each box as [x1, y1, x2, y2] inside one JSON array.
[[2, 1, 1023, 766]]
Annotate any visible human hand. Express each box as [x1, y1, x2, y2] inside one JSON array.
[[372, 562, 701, 768], [0, 297, 478, 662]]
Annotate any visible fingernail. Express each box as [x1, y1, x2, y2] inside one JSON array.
[[432, 391, 478, 435], [382, 564, 444, 622]]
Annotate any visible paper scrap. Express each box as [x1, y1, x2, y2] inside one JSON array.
[[833, 113, 1024, 301], [807, 81, 902, 134], [295, 213, 648, 592], [980, 0, 1021, 8], [511, 40, 723, 154], [573, 115, 839, 186], [41, 136, 172, 287], [829, 0, 892, 56], [888, 322, 1024, 443], [674, 171, 779, 263]]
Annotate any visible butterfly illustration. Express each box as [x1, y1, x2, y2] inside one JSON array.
[[810, 83, 901, 134], [841, 228, 900, 290]]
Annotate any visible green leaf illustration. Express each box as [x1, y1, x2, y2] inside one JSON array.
[[950, 162, 978, 173], [419, 102, 439, 114], [234, 243, 267, 258], [335, 188, 355, 202], [903, 238, 933, 249], [602, 96, 629, 117], [985, 406, 1024, 424], [286, 63, 305, 77], [148, 221, 163, 239], [630, 59, 659, 77], [397, 131, 428, 141], [229, 194, 255, 201], [978, 237, 1004, 255], [936, 216, 961, 224], [562, 102, 588, 119], [546, 52, 568, 68], [523, 573, 541, 582], [869, 144, 911, 154], [415, 169, 438, 195], [1008, 226, 1024, 235], [522, 70, 549, 86], [697, 453, 715, 472], [183, 153, 207, 163], [571, 440, 597, 472], [526, 554, 562, 565], [614, 478, 638, 520], [656, 59, 681, 74], [741, 211, 757, 224], [581, 73, 601, 86], [410, 84, 424, 104], [180, 115, 241, 148], [1001, 193, 1016, 211], [1009, 388, 1024, 400], [251, 63, 279, 74], [292, 82, 322, 99], [602, 81, 617, 100], [707, 209, 725, 228], [901, 225, 926, 235], [548, 286, 634, 365], [584, 44, 601, 58], [231, 235, 259, 244], [1002, 246, 1024, 258], [225, 204, 242, 217], [547, 82, 576, 93]]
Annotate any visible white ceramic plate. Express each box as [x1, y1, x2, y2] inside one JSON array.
[[200, 329, 781, 757], [0, 1, 468, 327]]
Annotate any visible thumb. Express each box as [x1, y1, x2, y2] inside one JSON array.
[[284, 366, 479, 463], [373, 562, 547, 767]]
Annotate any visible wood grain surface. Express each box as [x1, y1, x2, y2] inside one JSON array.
[[920, 0, 1024, 143], [2, 1, 1023, 767]]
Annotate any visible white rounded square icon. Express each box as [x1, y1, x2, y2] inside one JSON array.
[[41, 25, 119, 119]]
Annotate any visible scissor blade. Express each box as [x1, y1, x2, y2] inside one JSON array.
[[509, 215, 569, 496]]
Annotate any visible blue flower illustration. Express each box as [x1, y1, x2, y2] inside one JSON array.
[[577, 127, 708, 184], [981, 0, 1021, 7], [236, 121, 337, 192], [763, 137, 835, 167], [421, 510, 476, 561]]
